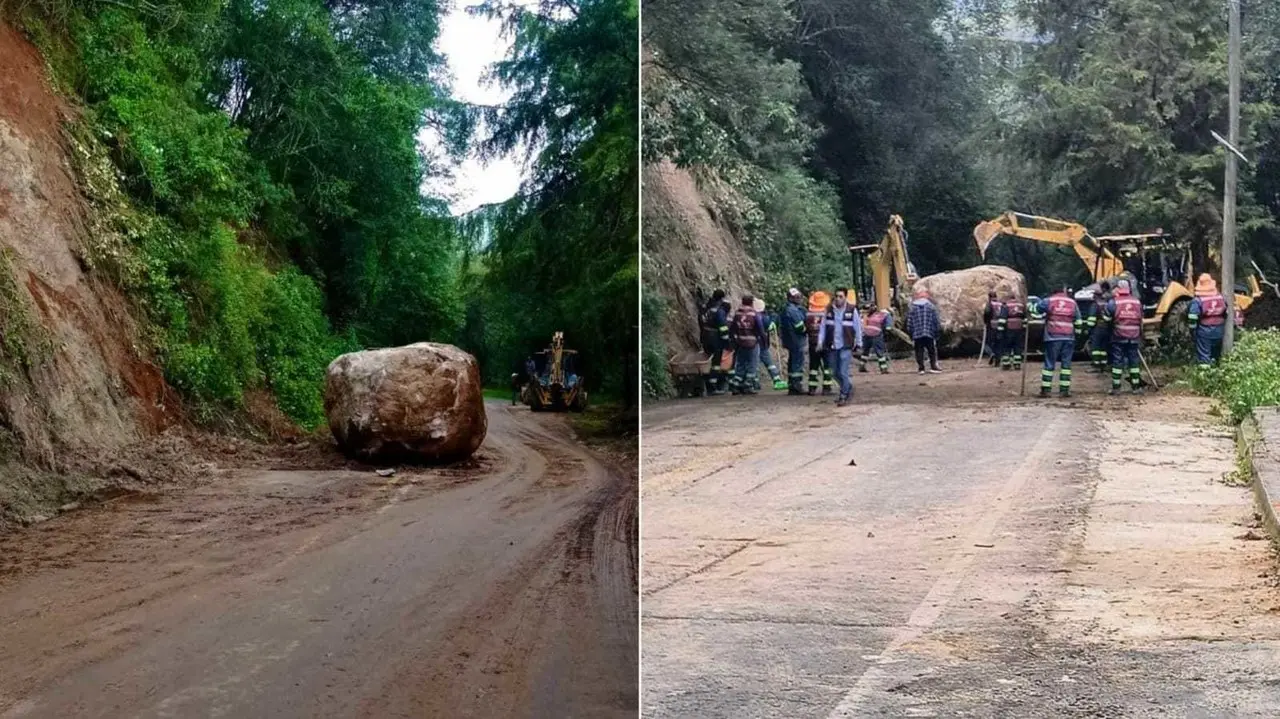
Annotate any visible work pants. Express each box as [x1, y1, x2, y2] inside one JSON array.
[[859, 335, 889, 373], [827, 347, 854, 401], [808, 342, 833, 394], [914, 337, 939, 371], [1195, 326, 1224, 369], [1041, 339, 1074, 395], [1110, 340, 1142, 390], [731, 344, 760, 394]]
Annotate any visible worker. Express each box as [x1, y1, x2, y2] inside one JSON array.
[[983, 291, 1004, 367], [805, 290, 835, 395], [780, 288, 809, 395], [907, 288, 942, 375], [816, 287, 862, 406], [729, 294, 766, 395], [1034, 284, 1082, 398], [1087, 281, 1112, 372], [754, 298, 787, 391], [699, 290, 730, 395], [858, 300, 892, 374], [1188, 273, 1228, 370], [1001, 292, 1026, 370], [1103, 280, 1143, 394]]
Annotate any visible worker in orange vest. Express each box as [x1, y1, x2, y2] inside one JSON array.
[[805, 291, 835, 395], [857, 300, 893, 374], [1188, 274, 1229, 370]]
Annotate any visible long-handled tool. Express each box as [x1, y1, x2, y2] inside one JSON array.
[[1137, 348, 1160, 391], [976, 318, 988, 368], [1019, 327, 1030, 396]]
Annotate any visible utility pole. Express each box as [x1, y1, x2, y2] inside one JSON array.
[[1222, 0, 1241, 352]]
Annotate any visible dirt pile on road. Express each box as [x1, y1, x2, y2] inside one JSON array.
[[643, 161, 759, 356], [915, 265, 1026, 349], [0, 24, 183, 525], [325, 343, 487, 462]]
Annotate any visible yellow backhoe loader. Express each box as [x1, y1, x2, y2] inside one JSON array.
[[974, 211, 1261, 344], [848, 214, 916, 345], [522, 331, 588, 411]]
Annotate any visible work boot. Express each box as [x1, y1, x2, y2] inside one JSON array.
[[880, 368, 890, 375], [1039, 388, 1050, 398], [808, 387, 817, 396], [1001, 364, 1011, 371], [1131, 386, 1144, 396], [773, 379, 787, 391], [822, 387, 834, 396], [788, 387, 805, 396], [858, 365, 868, 373], [928, 367, 942, 375], [1060, 390, 1072, 399], [1109, 387, 1122, 396], [918, 369, 926, 376]]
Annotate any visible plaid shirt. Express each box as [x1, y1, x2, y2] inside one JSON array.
[[906, 299, 941, 340]]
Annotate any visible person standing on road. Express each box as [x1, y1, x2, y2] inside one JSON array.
[[817, 288, 862, 406], [1001, 292, 1026, 371], [983, 291, 1004, 367], [805, 291, 835, 396], [907, 288, 942, 375], [780, 288, 809, 395], [858, 300, 893, 374], [699, 289, 729, 394], [1188, 274, 1229, 370], [1103, 280, 1143, 395], [1035, 285, 1082, 398], [754, 299, 786, 391], [1087, 282, 1112, 373], [729, 294, 766, 395]]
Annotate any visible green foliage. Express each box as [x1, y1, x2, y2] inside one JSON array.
[[16, 0, 473, 428], [640, 275, 674, 398], [1191, 329, 1280, 422], [464, 0, 638, 402]]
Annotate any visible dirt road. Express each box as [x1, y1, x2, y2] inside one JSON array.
[[0, 400, 636, 718], [642, 360, 1280, 717]]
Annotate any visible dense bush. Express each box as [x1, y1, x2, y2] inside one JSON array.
[[1191, 330, 1280, 422]]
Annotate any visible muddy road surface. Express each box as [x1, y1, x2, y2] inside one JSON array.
[[0, 401, 637, 718], [643, 359, 1280, 717]]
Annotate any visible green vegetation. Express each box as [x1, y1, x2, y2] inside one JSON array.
[[644, 0, 1280, 296], [461, 0, 638, 406], [9, 0, 635, 428], [1192, 329, 1280, 422]]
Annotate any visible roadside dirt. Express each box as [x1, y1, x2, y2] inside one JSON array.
[[642, 360, 1280, 717], [0, 400, 637, 718]]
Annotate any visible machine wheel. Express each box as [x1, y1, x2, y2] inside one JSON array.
[[1162, 298, 1193, 351]]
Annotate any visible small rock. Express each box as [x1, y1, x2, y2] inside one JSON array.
[[974, 542, 995, 548], [867, 531, 875, 538], [59, 502, 81, 512], [1236, 530, 1265, 541], [376, 468, 396, 477]]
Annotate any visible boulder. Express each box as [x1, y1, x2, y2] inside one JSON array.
[[325, 343, 487, 462], [914, 265, 1026, 349]]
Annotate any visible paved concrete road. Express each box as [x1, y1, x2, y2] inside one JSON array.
[[642, 361, 1280, 717], [0, 401, 637, 719]]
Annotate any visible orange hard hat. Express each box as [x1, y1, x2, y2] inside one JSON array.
[[1195, 273, 1218, 297], [808, 291, 831, 312]]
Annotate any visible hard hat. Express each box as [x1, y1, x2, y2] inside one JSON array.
[[808, 291, 831, 312], [1195, 273, 1218, 296], [787, 287, 801, 299], [753, 298, 766, 312]]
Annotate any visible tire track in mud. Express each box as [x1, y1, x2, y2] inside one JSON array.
[[0, 401, 636, 719]]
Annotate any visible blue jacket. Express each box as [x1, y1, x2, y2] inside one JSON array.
[[781, 302, 807, 350], [1035, 295, 1081, 341], [906, 299, 940, 340]]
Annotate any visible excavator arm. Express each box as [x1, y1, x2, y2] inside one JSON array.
[[851, 215, 917, 345], [973, 211, 1125, 281]]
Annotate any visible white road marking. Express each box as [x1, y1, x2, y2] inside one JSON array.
[[824, 416, 1064, 718]]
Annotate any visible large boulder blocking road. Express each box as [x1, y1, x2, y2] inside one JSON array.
[[325, 343, 487, 462]]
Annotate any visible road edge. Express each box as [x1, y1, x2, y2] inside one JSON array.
[[1242, 406, 1280, 544]]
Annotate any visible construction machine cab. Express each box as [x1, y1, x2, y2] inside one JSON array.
[[523, 331, 588, 412]]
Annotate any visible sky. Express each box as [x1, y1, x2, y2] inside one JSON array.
[[432, 6, 526, 216]]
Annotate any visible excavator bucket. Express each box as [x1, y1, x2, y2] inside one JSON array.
[[973, 221, 1003, 258]]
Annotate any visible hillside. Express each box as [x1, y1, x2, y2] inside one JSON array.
[[0, 23, 188, 520], [643, 161, 758, 361]]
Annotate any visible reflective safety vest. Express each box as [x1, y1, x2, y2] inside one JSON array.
[[1112, 295, 1143, 340], [863, 310, 889, 338], [988, 301, 1004, 329], [1005, 300, 1025, 331], [1199, 293, 1227, 327], [733, 307, 759, 348], [822, 306, 859, 350], [805, 309, 825, 343], [1046, 294, 1077, 339]]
